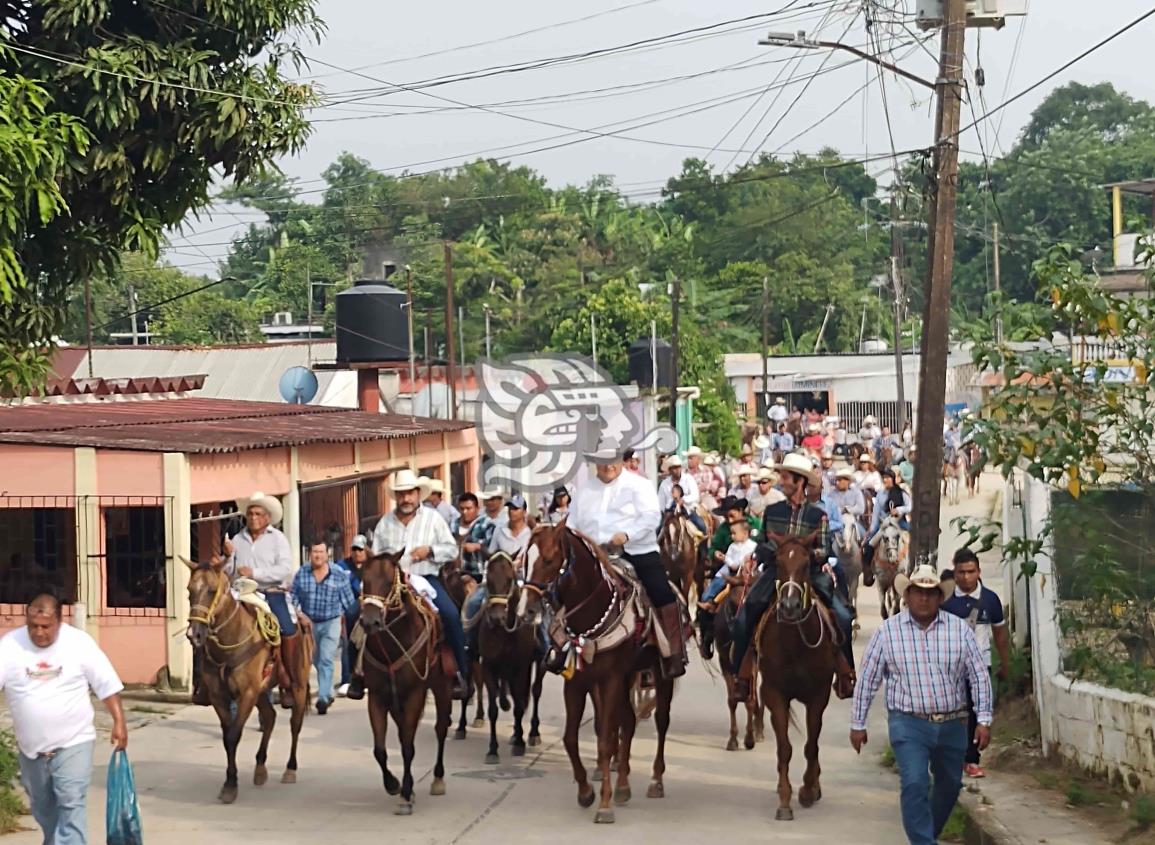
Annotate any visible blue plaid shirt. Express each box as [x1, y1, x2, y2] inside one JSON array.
[[291, 565, 357, 623]]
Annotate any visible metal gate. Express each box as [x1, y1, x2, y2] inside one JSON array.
[[837, 401, 913, 435]]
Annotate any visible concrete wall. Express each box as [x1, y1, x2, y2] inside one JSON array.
[[1009, 472, 1155, 791]]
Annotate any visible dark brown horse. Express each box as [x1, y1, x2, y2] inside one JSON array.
[[184, 558, 312, 804], [658, 511, 698, 602], [520, 523, 675, 824], [756, 533, 838, 822], [359, 551, 452, 815], [443, 566, 486, 737], [710, 563, 764, 752], [476, 552, 544, 764]]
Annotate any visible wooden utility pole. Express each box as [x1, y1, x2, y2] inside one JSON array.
[[761, 275, 770, 420], [670, 277, 681, 427], [84, 276, 94, 377], [992, 222, 1003, 346], [443, 242, 457, 420], [911, 0, 967, 570], [890, 189, 907, 435]]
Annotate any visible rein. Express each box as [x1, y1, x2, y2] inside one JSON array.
[[361, 568, 436, 681], [188, 572, 266, 668]]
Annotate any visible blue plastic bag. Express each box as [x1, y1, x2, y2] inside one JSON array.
[[106, 750, 143, 845]]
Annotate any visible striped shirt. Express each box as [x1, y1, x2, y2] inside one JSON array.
[[851, 609, 993, 731], [371, 506, 458, 578]]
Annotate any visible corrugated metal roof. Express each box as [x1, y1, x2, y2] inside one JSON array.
[[0, 398, 472, 453]]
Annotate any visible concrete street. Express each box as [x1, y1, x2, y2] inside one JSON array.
[[8, 481, 1000, 845]]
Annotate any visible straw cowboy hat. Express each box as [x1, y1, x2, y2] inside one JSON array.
[[774, 453, 820, 487], [703, 454, 719, 466], [479, 486, 505, 500], [756, 467, 776, 482], [665, 455, 684, 468], [753, 435, 771, 450], [835, 466, 856, 480], [858, 453, 876, 466], [686, 446, 703, 457], [425, 478, 448, 496], [237, 491, 283, 526], [775, 397, 786, 405], [895, 564, 954, 599], [389, 469, 433, 496], [740, 443, 754, 456]]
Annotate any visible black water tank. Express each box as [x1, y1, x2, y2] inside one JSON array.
[[335, 280, 410, 363], [628, 337, 673, 388]]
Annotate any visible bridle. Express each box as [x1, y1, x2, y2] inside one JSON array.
[[187, 568, 265, 665], [523, 526, 619, 641], [769, 538, 827, 649], [483, 551, 525, 633], [360, 563, 434, 681]]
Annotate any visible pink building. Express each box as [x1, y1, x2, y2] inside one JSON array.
[[0, 396, 477, 688]]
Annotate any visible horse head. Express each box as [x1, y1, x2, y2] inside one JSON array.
[[359, 549, 407, 635], [184, 556, 229, 650], [879, 518, 907, 565], [835, 519, 860, 558], [767, 531, 819, 622], [484, 552, 520, 630], [519, 520, 601, 624]]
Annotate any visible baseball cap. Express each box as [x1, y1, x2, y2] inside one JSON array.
[[351, 534, 368, 550], [506, 493, 528, 510]]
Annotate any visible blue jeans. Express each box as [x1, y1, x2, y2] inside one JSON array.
[[266, 591, 296, 636], [312, 616, 341, 704], [888, 711, 968, 845], [425, 575, 469, 682], [701, 571, 731, 604], [19, 741, 93, 845]]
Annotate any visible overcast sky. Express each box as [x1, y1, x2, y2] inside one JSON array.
[[166, 0, 1155, 273]]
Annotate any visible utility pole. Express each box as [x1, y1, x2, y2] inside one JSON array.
[[890, 189, 908, 435], [458, 305, 465, 375], [590, 312, 598, 371], [483, 304, 492, 359], [443, 242, 457, 420], [128, 286, 140, 346], [84, 276, 94, 377], [670, 277, 681, 428], [911, 0, 967, 570], [305, 262, 312, 365], [992, 222, 1003, 346], [761, 275, 770, 421], [405, 267, 415, 423]]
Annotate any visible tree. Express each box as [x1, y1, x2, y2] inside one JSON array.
[[1, 0, 320, 392]]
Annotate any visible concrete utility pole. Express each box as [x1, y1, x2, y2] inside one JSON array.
[[128, 286, 140, 346], [911, 0, 967, 570], [761, 275, 770, 420], [890, 189, 907, 435], [670, 277, 681, 427], [992, 222, 1003, 346], [443, 242, 457, 420]]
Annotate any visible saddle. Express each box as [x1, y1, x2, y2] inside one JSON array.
[[232, 579, 283, 648]]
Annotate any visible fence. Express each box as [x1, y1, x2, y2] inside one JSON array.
[[836, 400, 912, 434]]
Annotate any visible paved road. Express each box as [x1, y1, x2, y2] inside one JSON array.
[[10, 482, 1000, 845]]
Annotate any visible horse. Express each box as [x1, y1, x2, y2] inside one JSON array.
[[877, 444, 894, 473], [871, 517, 909, 620], [964, 443, 983, 497], [942, 448, 966, 506], [832, 520, 864, 637], [658, 511, 698, 604], [359, 551, 452, 815], [848, 442, 866, 465], [475, 552, 544, 764], [756, 532, 839, 822], [520, 523, 675, 824], [183, 558, 312, 804], [707, 561, 765, 752], [442, 566, 486, 738]]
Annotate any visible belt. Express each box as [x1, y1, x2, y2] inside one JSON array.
[[902, 709, 969, 723]]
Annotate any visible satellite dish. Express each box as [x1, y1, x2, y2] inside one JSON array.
[[278, 366, 319, 404]]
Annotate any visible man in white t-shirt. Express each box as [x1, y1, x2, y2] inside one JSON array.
[[0, 592, 127, 845]]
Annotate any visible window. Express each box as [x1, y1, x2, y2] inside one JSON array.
[[190, 502, 243, 565], [104, 506, 167, 609], [0, 501, 77, 604], [357, 477, 386, 537]]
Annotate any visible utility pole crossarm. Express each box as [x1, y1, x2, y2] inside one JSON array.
[[815, 41, 937, 90]]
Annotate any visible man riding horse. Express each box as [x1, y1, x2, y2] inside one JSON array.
[[658, 455, 707, 535], [567, 450, 688, 679], [728, 453, 857, 704]]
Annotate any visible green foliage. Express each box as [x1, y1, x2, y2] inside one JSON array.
[[0, 730, 24, 833], [1132, 793, 1155, 829], [938, 806, 968, 842], [0, 0, 320, 393], [880, 744, 896, 770]]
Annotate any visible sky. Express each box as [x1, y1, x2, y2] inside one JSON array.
[[165, 0, 1155, 275]]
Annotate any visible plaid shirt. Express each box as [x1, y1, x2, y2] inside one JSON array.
[[456, 514, 493, 579], [759, 500, 829, 550], [291, 565, 357, 623], [371, 506, 458, 577], [851, 609, 993, 731]]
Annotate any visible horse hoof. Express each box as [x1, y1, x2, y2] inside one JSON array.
[[218, 785, 238, 804], [485, 753, 500, 765], [578, 787, 596, 808], [511, 743, 526, 757], [394, 800, 414, 816], [775, 807, 794, 821], [726, 737, 739, 752], [528, 734, 541, 747], [384, 774, 401, 796], [614, 786, 632, 805], [744, 736, 756, 751], [594, 809, 615, 824], [799, 790, 816, 808], [253, 766, 268, 786], [453, 728, 467, 740], [280, 770, 296, 785], [646, 781, 665, 799], [430, 779, 446, 797], [473, 718, 486, 729], [500, 697, 511, 712]]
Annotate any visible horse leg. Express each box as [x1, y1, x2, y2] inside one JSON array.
[[510, 661, 531, 757], [211, 696, 242, 804], [744, 688, 758, 751], [369, 690, 400, 796], [647, 677, 673, 800], [725, 671, 740, 751], [878, 580, 889, 621], [798, 693, 828, 808], [614, 684, 636, 806], [528, 657, 544, 747], [253, 691, 276, 786], [472, 658, 485, 727], [485, 661, 500, 765], [766, 689, 795, 821], [594, 675, 625, 823], [429, 672, 451, 797], [282, 679, 306, 784], [562, 681, 594, 809], [394, 686, 425, 814], [455, 694, 469, 740]]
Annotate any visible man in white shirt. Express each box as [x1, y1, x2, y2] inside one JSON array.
[[424, 479, 461, 532], [658, 456, 706, 533], [568, 451, 687, 678], [768, 397, 788, 425], [1, 591, 127, 845]]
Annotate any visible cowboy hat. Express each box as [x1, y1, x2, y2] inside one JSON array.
[[712, 495, 748, 516], [863, 415, 877, 424], [736, 462, 757, 476], [479, 487, 505, 500], [756, 467, 776, 482], [835, 466, 856, 480], [895, 564, 954, 599], [858, 453, 876, 465], [425, 478, 446, 495], [775, 397, 786, 405], [806, 422, 821, 433], [703, 454, 719, 466], [686, 445, 703, 457], [389, 469, 432, 495], [740, 443, 754, 456], [237, 491, 283, 526], [665, 455, 684, 468], [753, 435, 771, 450], [774, 453, 820, 487]]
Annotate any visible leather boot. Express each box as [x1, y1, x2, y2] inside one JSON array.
[[451, 672, 472, 701], [278, 634, 299, 708], [345, 675, 366, 701], [657, 603, 687, 679], [697, 611, 715, 661]]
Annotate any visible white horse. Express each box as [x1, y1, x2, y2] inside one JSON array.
[[871, 517, 910, 620], [833, 519, 863, 634], [942, 450, 967, 506]]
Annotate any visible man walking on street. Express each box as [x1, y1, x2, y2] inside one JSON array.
[[850, 565, 993, 845], [333, 535, 368, 696], [941, 548, 1010, 779], [0, 590, 128, 845], [292, 541, 357, 714]]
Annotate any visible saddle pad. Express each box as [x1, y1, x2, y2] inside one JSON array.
[[235, 590, 273, 617]]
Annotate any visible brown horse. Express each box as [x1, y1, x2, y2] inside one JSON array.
[[756, 533, 838, 822], [359, 551, 452, 815], [872, 516, 908, 619], [964, 443, 983, 496], [184, 559, 312, 804], [475, 552, 544, 764], [520, 523, 675, 824], [658, 511, 698, 602], [710, 562, 765, 752], [442, 566, 486, 737]]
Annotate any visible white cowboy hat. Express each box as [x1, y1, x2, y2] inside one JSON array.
[[479, 487, 505, 500], [774, 453, 820, 487], [736, 462, 757, 477], [858, 453, 876, 465], [665, 455, 684, 468], [806, 422, 821, 434], [389, 469, 433, 495], [863, 415, 877, 424], [753, 435, 771, 450], [703, 454, 719, 466], [686, 446, 703, 457], [425, 478, 446, 495], [775, 397, 786, 405], [740, 443, 754, 456], [756, 467, 776, 482], [895, 564, 954, 599], [237, 491, 283, 526], [835, 466, 856, 480], [821, 450, 834, 460]]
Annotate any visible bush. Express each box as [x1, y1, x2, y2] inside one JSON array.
[[0, 730, 24, 832], [1133, 793, 1155, 829]]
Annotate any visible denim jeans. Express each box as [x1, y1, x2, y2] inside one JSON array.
[[425, 575, 469, 682], [701, 571, 730, 604], [888, 711, 968, 845], [266, 591, 297, 636], [312, 616, 341, 704], [19, 740, 94, 845]]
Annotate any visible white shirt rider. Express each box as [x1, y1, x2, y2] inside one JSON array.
[[569, 464, 661, 556], [658, 469, 700, 512]]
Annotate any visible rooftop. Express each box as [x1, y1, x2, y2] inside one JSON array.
[[0, 398, 472, 454]]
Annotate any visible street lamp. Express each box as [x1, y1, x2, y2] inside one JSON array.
[[759, 30, 936, 91]]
